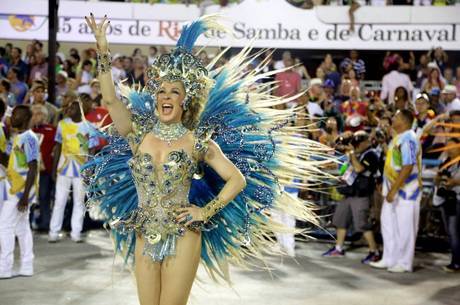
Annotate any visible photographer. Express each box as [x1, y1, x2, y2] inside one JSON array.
[[433, 138, 460, 272], [323, 131, 380, 264]]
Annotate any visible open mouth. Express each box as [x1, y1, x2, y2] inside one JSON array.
[[161, 103, 174, 115]]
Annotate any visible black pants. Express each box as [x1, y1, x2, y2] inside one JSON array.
[[38, 172, 54, 231], [440, 200, 460, 266]]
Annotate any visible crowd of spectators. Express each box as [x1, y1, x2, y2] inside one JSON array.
[[268, 47, 459, 271], [0, 38, 459, 272]]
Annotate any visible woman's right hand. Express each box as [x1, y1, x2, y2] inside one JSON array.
[[84, 13, 110, 52]]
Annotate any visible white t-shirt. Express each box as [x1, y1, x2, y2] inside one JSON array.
[[445, 98, 460, 113], [112, 66, 126, 84], [380, 70, 413, 104], [307, 101, 324, 117]]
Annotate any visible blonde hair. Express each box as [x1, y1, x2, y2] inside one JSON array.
[[31, 104, 49, 121], [182, 96, 206, 130]]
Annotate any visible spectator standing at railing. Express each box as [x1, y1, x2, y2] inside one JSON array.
[[147, 46, 158, 66], [454, 67, 460, 96], [274, 51, 291, 70], [393, 86, 412, 113], [414, 93, 436, 156], [306, 78, 325, 116], [319, 54, 337, 75], [334, 78, 352, 108], [370, 110, 421, 273], [0, 47, 9, 77], [294, 57, 311, 89], [422, 64, 445, 93], [29, 84, 58, 126], [126, 56, 146, 88], [0, 79, 16, 107], [442, 85, 460, 113], [319, 116, 340, 147], [67, 53, 80, 79], [31, 104, 56, 232], [274, 57, 302, 110], [415, 53, 430, 89], [444, 67, 455, 85], [76, 60, 94, 95], [7, 67, 28, 106], [341, 86, 367, 131], [10, 48, 28, 84], [111, 54, 126, 84], [429, 88, 445, 115], [122, 56, 133, 74], [55, 71, 69, 107], [428, 47, 449, 74], [433, 137, 460, 272], [380, 54, 413, 105], [28, 53, 48, 85], [340, 50, 366, 80]]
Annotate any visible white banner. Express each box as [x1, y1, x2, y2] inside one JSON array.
[[0, 0, 459, 50]]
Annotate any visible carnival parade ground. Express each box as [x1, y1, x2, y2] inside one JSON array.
[[0, 230, 458, 305]]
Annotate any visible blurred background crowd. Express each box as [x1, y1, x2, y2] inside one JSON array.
[[0, 34, 459, 269]]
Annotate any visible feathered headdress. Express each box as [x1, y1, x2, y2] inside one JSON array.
[[144, 15, 223, 110]]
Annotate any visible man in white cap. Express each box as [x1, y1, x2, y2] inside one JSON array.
[[55, 71, 69, 107], [442, 85, 460, 113], [111, 53, 126, 84], [306, 78, 325, 117]]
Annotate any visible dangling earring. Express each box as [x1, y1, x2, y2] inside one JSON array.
[[182, 96, 190, 111]]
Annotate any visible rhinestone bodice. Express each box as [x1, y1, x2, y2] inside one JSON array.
[[124, 149, 198, 245], [129, 149, 197, 208], [114, 115, 209, 260]]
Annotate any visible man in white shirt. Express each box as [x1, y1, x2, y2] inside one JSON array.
[[111, 54, 126, 84], [380, 56, 413, 105], [147, 46, 158, 66], [306, 78, 325, 117], [442, 85, 460, 113], [274, 51, 292, 71]]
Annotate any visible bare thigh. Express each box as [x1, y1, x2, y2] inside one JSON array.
[[159, 230, 201, 305], [135, 236, 161, 305]]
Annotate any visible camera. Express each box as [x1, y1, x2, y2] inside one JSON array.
[[351, 131, 369, 147], [335, 134, 352, 153], [437, 170, 456, 201], [335, 134, 351, 146], [375, 128, 386, 142]]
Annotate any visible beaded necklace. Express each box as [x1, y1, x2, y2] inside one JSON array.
[[152, 119, 188, 146]]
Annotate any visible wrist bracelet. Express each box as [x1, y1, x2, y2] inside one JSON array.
[[202, 196, 225, 223], [97, 51, 112, 75]]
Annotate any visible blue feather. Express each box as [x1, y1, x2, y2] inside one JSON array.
[[176, 17, 211, 53]]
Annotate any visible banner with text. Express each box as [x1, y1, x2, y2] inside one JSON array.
[[0, 0, 459, 50]]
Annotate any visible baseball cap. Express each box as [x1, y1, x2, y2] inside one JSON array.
[[442, 84, 457, 95], [322, 79, 335, 89], [57, 70, 68, 79], [310, 78, 322, 87], [430, 88, 441, 96]]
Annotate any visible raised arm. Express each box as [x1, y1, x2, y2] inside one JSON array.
[[85, 14, 132, 136]]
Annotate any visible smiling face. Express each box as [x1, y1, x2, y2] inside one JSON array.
[[156, 81, 186, 124], [415, 98, 429, 114]]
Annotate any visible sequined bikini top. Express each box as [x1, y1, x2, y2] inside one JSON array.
[[126, 115, 209, 209]]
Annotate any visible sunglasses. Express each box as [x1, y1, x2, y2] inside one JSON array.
[[415, 93, 429, 102]]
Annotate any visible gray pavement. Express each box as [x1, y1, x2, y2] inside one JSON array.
[[0, 230, 459, 305]]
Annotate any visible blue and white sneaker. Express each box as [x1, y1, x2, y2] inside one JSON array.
[[322, 246, 345, 257]]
